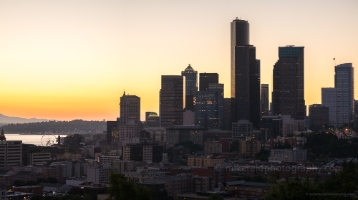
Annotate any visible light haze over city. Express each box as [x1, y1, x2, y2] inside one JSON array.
[[1, 0, 357, 121]]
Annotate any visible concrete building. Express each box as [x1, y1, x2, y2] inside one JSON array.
[[123, 167, 169, 183], [28, 152, 51, 165], [122, 143, 163, 163], [0, 129, 22, 167], [183, 110, 196, 126], [273, 46, 305, 120], [231, 18, 261, 129], [172, 146, 191, 163], [142, 175, 193, 199], [239, 138, 261, 157], [187, 156, 225, 167], [268, 147, 307, 162], [309, 104, 329, 131], [166, 125, 206, 147], [232, 120, 252, 139], [261, 116, 282, 138], [86, 164, 112, 184], [160, 75, 184, 127], [204, 141, 222, 155]]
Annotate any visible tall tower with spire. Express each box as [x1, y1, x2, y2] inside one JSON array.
[[119, 92, 141, 125]]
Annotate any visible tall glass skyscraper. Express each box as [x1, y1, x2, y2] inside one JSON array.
[[231, 18, 260, 128], [335, 63, 354, 127], [182, 64, 198, 111], [273, 46, 305, 120]]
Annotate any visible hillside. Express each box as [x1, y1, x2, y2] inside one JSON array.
[[0, 113, 48, 124], [1, 120, 106, 134]]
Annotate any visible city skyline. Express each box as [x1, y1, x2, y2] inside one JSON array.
[[1, 0, 358, 121]]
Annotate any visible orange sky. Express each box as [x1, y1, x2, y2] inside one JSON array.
[[1, 0, 358, 121]]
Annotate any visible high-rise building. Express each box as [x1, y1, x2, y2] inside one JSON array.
[[223, 98, 235, 130], [0, 129, 22, 167], [182, 64, 198, 111], [261, 84, 269, 116], [231, 18, 260, 128], [119, 92, 140, 125], [335, 63, 354, 127], [199, 73, 218, 91], [273, 46, 305, 120], [322, 88, 337, 127], [160, 75, 184, 127], [195, 83, 224, 129], [309, 104, 329, 131]]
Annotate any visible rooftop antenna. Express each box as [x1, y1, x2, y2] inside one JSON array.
[[333, 58, 336, 66]]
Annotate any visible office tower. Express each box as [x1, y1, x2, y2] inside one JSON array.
[[223, 98, 235, 130], [273, 46, 305, 120], [309, 104, 329, 131], [199, 73, 218, 91], [261, 116, 282, 139], [195, 83, 224, 129], [122, 143, 163, 162], [261, 84, 269, 116], [160, 75, 184, 127], [182, 64, 198, 111], [335, 63, 354, 127], [0, 129, 22, 167], [119, 92, 140, 125], [106, 121, 117, 143], [231, 18, 260, 128], [322, 88, 337, 127]]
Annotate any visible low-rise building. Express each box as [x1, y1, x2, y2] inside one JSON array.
[[268, 147, 307, 163]]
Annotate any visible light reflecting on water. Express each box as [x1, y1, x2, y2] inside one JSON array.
[[5, 134, 67, 146]]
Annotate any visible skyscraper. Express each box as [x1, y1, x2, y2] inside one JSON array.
[[182, 64, 198, 111], [199, 73, 218, 91], [119, 92, 140, 125], [261, 84, 269, 116], [322, 88, 337, 127], [160, 75, 184, 127], [273, 46, 305, 120], [231, 18, 260, 128], [195, 83, 224, 129], [335, 63, 354, 127]]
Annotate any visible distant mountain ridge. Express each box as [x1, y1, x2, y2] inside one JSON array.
[[0, 113, 48, 125]]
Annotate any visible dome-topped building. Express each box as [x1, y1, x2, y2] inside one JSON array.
[[184, 64, 194, 72]]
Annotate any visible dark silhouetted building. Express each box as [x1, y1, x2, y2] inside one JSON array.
[[199, 73, 218, 91], [123, 143, 163, 163], [335, 63, 354, 127], [231, 18, 260, 129], [261, 84, 269, 116], [273, 46, 305, 120], [182, 64, 198, 110], [196, 83, 224, 129], [309, 104, 329, 131], [160, 75, 184, 127], [223, 98, 235, 130], [119, 92, 140, 125]]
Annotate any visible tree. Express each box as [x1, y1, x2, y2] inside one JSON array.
[[30, 195, 43, 200], [107, 171, 152, 200], [208, 194, 224, 200]]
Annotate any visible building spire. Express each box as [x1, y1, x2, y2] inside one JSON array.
[[123, 90, 126, 96]]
